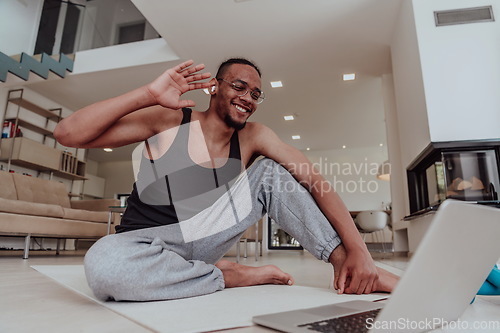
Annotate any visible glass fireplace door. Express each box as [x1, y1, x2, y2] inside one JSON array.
[[407, 141, 500, 214], [442, 150, 499, 202]]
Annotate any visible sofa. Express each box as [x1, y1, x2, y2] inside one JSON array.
[[0, 170, 120, 258]]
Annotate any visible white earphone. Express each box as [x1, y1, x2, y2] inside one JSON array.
[[211, 86, 216, 92]]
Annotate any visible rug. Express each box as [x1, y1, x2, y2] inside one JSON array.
[[31, 265, 388, 333]]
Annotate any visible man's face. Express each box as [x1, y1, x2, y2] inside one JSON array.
[[215, 64, 262, 130]]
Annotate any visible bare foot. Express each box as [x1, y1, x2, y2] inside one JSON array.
[[215, 259, 294, 288], [374, 267, 399, 293]]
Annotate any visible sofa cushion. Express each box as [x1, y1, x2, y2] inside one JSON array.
[[12, 173, 71, 208], [0, 171, 17, 200], [0, 197, 64, 218], [62, 208, 108, 223], [0, 213, 108, 238]]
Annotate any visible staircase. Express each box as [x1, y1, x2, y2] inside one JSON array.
[[0, 52, 74, 83]]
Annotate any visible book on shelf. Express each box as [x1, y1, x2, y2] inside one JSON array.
[[2, 121, 22, 138], [2, 121, 11, 138]]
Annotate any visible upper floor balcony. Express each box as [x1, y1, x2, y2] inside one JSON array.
[[1, 0, 161, 57]]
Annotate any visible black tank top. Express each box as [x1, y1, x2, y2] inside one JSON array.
[[116, 108, 243, 233]]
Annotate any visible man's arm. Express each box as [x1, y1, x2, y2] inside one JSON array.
[[54, 60, 211, 148], [248, 123, 378, 294]]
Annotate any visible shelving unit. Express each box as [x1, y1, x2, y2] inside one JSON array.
[[58, 151, 86, 180], [1, 89, 87, 191]]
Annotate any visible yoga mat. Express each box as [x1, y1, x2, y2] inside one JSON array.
[[32, 265, 388, 333]]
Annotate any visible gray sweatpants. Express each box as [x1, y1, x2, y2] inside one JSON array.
[[84, 158, 341, 301]]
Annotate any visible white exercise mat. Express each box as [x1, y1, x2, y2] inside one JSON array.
[[31, 265, 388, 333]]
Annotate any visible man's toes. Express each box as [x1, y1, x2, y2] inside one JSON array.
[[265, 265, 293, 285], [374, 268, 399, 292], [279, 274, 294, 285]]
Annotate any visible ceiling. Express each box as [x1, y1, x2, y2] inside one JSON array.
[[27, 0, 403, 162]]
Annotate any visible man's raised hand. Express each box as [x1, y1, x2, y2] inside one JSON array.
[[147, 60, 211, 109]]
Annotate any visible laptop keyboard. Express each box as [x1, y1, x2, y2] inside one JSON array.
[[297, 308, 381, 333]]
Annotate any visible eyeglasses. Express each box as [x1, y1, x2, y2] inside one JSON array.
[[217, 78, 265, 104]]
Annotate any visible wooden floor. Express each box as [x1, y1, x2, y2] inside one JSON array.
[[0, 249, 407, 333]]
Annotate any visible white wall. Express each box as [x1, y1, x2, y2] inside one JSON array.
[[82, 174, 106, 198], [382, 74, 410, 251], [382, 74, 408, 222], [95, 146, 392, 211], [413, 0, 500, 142], [86, 159, 99, 174], [97, 160, 135, 198], [73, 38, 178, 74], [304, 147, 391, 212], [81, 159, 104, 198], [0, 87, 7, 129], [390, 0, 431, 169], [0, 0, 43, 56]]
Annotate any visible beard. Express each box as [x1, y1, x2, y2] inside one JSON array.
[[224, 113, 247, 130]]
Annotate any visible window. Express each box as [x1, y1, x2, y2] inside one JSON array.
[[117, 22, 145, 45]]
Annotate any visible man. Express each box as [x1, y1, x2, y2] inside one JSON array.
[[54, 58, 398, 301]]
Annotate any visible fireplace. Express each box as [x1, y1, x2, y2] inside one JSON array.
[[407, 140, 500, 215]]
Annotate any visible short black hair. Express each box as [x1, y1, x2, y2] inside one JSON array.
[[215, 58, 262, 79]]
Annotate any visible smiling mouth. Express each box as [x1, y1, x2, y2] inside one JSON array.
[[233, 103, 251, 113]]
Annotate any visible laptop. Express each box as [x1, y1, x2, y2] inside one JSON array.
[[253, 200, 500, 332]]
